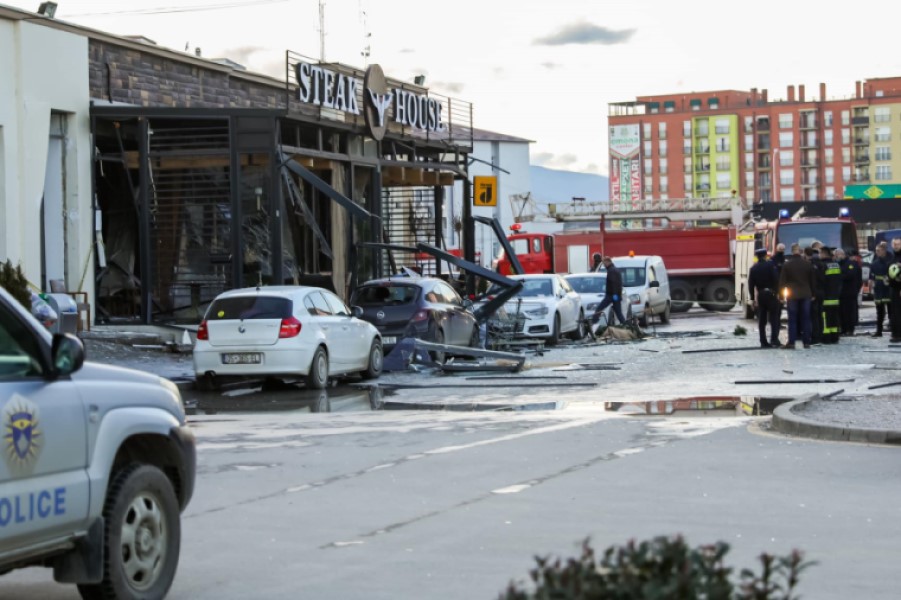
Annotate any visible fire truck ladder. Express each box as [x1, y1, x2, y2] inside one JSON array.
[[553, 197, 748, 227]]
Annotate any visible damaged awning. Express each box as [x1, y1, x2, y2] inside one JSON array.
[[279, 150, 374, 221]]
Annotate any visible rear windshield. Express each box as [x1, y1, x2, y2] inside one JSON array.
[[206, 296, 292, 320], [354, 285, 420, 306], [566, 276, 606, 294]]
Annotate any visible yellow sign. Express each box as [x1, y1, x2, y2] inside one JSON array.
[[473, 176, 497, 207], [864, 185, 885, 199], [736, 234, 755, 241]]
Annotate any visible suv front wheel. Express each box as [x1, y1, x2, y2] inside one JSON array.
[[78, 464, 181, 600]]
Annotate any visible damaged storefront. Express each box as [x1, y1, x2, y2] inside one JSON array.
[[89, 39, 472, 324]]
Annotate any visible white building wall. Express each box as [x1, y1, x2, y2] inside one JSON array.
[[447, 138, 532, 267], [0, 19, 93, 301]]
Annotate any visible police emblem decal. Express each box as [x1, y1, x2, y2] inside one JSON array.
[[3, 395, 42, 472]]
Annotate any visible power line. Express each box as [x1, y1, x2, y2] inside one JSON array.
[[64, 0, 289, 18]]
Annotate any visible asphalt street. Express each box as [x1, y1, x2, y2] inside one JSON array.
[[3, 306, 900, 599]]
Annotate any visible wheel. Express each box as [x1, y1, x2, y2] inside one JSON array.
[[361, 339, 383, 380], [638, 309, 648, 328], [77, 465, 180, 600], [194, 373, 215, 392], [569, 310, 587, 340], [306, 346, 329, 389], [660, 301, 671, 324], [546, 313, 561, 346], [703, 278, 736, 312], [430, 327, 446, 364], [469, 325, 481, 349], [669, 279, 694, 313]]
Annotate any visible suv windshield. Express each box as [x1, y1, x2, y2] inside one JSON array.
[[354, 285, 420, 305], [620, 268, 646, 287], [566, 276, 606, 294], [206, 296, 292, 320]]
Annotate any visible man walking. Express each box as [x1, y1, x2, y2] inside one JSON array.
[[870, 242, 892, 337], [778, 243, 815, 349], [748, 247, 780, 347], [591, 256, 627, 328]]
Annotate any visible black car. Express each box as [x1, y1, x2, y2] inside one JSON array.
[[351, 277, 479, 354]]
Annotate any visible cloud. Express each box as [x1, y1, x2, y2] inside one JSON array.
[[219, 45, 266, 66], [432, 81, 465, 94], [534, 22, 635, 46], [541, 62, 562, 70], [533, 152, 579, 168], [399, 48, 415, 54]]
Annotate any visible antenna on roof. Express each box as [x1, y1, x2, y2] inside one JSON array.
[[318, 0, 327, 62], [359, 0, 371, 65]]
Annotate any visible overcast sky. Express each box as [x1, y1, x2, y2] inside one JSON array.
[[7, 0, 901, 176]]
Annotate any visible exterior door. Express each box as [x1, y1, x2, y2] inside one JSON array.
[[0, 302, 90, 552], [322, 291, 368, 369]]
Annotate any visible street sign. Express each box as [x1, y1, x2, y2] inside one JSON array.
[[473, 176, 497, 207]]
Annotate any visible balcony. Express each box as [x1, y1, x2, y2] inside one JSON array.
[[852, 174, 871, 183], [696, 146, 710, 154], [696, 183, 711, 191], [800, 159, 819, 168], [800, 119, 818, 130], [855, 155, 870, 165], [851, 116, 869, 126], [799, 140, 819, 149], [694, 164, 711, 172], [854, 138, 870, 146]]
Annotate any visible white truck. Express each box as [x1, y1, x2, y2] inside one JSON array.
[[0, 285, 196, 599]]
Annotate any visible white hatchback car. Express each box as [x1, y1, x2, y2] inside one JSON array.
[[484, 274, 585, 345], [193, 286, 382, 390], [563, 272, 633, 326]]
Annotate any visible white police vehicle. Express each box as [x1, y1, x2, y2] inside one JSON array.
[[0, 286, 195, 599]]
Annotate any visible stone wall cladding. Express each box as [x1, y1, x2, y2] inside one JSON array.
[[89, 39, 289, 110]]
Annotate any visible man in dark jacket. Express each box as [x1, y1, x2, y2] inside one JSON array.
[[591, 252, 603, 273], [807, 246, 825, 344], [591, 256, 627, 327], [835, 248, 862, 335], [748, 248, 781, 347], [889, 238, 901, 343], [870, 242, 892, 337], [777, 243, 815, 349]]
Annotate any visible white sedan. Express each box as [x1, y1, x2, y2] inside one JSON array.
[[484, 274, 585, 345], [193, 286, 382, 390]]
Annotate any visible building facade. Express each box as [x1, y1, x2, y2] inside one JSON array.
[[608, 78, 901, 206]]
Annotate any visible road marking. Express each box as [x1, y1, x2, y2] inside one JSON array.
[[491, 484, 532, 494]]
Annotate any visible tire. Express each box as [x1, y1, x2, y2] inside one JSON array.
[[77, 465, 180, 600], [660, 301, 671, 324], [361, 339, 383, 380], [638, 309, 648, 328], [669, 279, 694, 313], [306, 346, 329, 389], [569, 310, 587, 340], [703, 278, 736, 312], [430, 327, 446, 364], [546, 313, 561, 346], [194, 374, 215, 392]]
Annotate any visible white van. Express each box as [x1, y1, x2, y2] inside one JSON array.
[[610, 255, 672, 326]]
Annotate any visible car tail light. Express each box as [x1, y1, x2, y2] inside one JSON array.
[[411, 310, 429, 322], [197, 320, 209, 340], [279, 316, 302, 338]]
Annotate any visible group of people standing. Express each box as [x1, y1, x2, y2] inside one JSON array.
[[748, 239, 901, 349]]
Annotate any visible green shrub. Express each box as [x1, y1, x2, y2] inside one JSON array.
[[500, 536, 810, 600], [0, 260, 31, 310]]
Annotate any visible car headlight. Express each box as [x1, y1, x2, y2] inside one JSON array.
[[526, 305, 549, 317], [629, 294, 641, 304]]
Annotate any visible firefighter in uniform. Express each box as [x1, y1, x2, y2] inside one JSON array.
[[820, 246, 842, 344], [747, 248, 781, 347], [807, 246, 825, 344], [869, 242, 892, 337], [835, 248, 861, 335]]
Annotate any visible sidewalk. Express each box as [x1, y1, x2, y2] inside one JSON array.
[[773, 395, 901, 445]]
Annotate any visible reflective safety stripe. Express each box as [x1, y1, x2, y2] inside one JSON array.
[[825, 268, 841, 275], [876, 299, 891, 304], [823, 326, 839, 333], [822, 299, 840, 306]]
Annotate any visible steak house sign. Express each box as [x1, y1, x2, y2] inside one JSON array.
[[294, 61, 445, 141]]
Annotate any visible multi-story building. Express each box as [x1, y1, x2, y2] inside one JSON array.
[[608, 78, 901, 207]]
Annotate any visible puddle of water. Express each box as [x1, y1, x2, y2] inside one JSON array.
[[605, 396, 790, 417]]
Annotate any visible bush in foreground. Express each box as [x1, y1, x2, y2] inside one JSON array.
[[500, 536, 810, 600]]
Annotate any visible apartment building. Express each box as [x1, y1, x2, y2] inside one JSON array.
[[608, 78, 901, 208]]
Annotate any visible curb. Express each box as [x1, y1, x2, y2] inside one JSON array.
[[772, 395, 901, 445]]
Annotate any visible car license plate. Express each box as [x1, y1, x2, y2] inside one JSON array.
[[221, 353, 262, 365], [382, 336, 397, 345]]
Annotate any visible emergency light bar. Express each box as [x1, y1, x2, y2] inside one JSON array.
[[778, 209, 790, 219], [838, 207, 850, 217]]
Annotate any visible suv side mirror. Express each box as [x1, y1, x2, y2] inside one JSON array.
[[351, 306, 364, 318], [649, 280, 660, 288], [51, 333, 85, 379]]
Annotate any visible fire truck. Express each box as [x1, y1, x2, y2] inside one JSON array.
[[734, 207, 859, 318], [495, 198, 747, 312]]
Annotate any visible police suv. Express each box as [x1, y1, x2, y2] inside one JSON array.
[[0, 286, 195, 599]]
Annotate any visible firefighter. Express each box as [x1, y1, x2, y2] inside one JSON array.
[[747, 247, 781, 348], [869, 242, 892, 337], [835, 248, 862, 335], [806, 246, 825, 344], [889, 238, 901, 343], [820, 246, 842, 344]]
